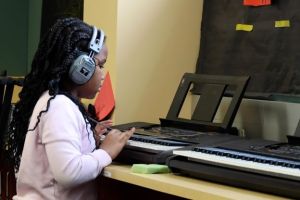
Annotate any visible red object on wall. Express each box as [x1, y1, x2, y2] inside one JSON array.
[[94, 72, 115, 120], [243, 0, 271, 6]]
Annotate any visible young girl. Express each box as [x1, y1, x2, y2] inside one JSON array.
[[7, 17, 134, 200]]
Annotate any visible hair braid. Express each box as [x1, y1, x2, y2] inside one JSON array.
[[7, 17, 98, 170]]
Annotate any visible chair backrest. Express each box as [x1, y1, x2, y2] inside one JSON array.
[[0, 79, 15, 138], [0, 70, 7, 121], [0, 77, 23, 145], [0, 76, 24, 200]]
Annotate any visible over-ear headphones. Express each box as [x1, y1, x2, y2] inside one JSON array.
[[69, 26, 105, 85]]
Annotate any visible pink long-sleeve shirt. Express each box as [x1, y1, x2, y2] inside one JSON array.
[[13, 91, 112, 200]]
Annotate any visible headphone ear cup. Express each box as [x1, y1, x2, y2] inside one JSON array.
[[69, 54, 96, 85]]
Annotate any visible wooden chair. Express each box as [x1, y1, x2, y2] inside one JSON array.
[[0, 70, 7, 118], [0, 76, 23, 200], [0, 153, 16, 200]]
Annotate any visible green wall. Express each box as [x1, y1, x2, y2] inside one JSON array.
[[0, 0, 41, 76]]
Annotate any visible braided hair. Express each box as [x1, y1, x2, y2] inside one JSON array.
[[7, 17, 98, 170]]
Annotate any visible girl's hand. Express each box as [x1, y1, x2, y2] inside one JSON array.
[[100, 127, 135, 159], [95, 119, 113, 135], [94, 119, 113, 147]]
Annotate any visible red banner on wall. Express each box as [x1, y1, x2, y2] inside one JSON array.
[[243, 0, 271, 6], [94, 72, 115, 120]]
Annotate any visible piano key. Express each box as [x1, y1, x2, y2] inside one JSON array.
[[127, 140, 184, 151], [173, 147, 300, 181], [101, 134, 189, 151], [127, 134, 190, 151], [197, 147, 300, 168], [130, 134, 190, 146]]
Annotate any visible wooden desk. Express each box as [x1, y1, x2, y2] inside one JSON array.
[[97, 163, 289, 200]]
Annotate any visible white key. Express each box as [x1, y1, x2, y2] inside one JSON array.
[[173, 150, 300, 181], [127, 140, 183, 151]]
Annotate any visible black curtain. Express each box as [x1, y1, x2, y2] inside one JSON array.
[[40, 0, 83, 39], [196, 0, 300, 100]]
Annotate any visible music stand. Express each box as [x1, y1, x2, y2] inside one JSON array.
[[160, 73, 250, 134]]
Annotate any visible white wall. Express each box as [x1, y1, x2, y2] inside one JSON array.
[[235, 99, 300, 142]]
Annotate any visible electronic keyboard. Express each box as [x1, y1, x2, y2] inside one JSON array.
[[113, 122, 241, 164], [173, 146, 300, 181], [167, 138, 300, 199]]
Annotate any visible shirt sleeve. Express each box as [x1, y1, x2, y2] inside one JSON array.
[[41, 95, 112, 187]]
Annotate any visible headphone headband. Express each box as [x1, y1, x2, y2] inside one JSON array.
[[88, 26, 105, 55]]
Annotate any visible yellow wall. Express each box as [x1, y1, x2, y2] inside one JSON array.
[[84, 0, 203, 124], [83, 0, 118, 106]]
